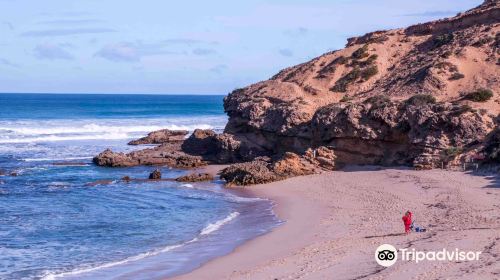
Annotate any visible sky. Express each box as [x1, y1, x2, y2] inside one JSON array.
[[0, 0, 482, 94]]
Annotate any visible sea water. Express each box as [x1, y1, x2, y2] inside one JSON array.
[[0, 93, 280, 280]]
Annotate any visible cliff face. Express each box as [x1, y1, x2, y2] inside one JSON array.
[[224, 0, 500, 167]]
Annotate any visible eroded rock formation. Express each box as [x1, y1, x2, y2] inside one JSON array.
[[222, 0, 499, 170], [128, 129, 187, 145], [94, 1, 500, 185]]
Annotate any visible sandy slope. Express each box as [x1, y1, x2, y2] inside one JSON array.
[[174, 167, 499, 280]]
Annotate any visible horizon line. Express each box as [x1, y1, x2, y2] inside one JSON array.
[[0, 92, 228, 96]]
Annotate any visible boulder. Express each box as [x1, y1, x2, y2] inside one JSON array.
[[149, 169, 162, 180], [220, 159, 277, 186], [181, 129, 243, 163], [304, 146, 337, 170], [128, 129, 188, 145], [93, 149, 138, 167], [176, 173, 214, 182], [271, 152, 316, 177], [181, 129, 217, 155], [122, 176, 131, 182]]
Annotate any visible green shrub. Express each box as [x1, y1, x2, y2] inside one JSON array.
[[449, 72, 465, 81], [317, 56, 349, 78], [351, 54, 378, 67], [406, 94, 437, 106], [364, 95, 390, 107], [433, 33, 454, 48], [453, 104, 474, 115], [330, 68, 361, 92], [351, 45, 369, 59], [360, 65, 378, 80], [367, 54, 378, 62], [334, 56, 348, 65], [339, 95, 353, 102], [442, 146, 463, 158], [464, 89, 494, 102]]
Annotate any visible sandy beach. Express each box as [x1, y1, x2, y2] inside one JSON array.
[[175, 167, 500, 280]]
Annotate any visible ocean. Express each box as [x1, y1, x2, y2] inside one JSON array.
[[0, 93, 280, 280]]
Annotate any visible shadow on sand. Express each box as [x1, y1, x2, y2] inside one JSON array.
[[336, 164, 499, 188], [466, 166, 500, 188]]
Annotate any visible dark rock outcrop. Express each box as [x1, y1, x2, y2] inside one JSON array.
[[311, 101, 492, 168], [181, 129, 217, 155], [128, 129, 188, 145], [484, 128, 500, 162], [220, 159, 278, 186], [149, 169, 162, 180], [220, 148, 335, 186], [176, 173, 214, 182], [93, 146, 206, 168], [181, 129, 244, 163]]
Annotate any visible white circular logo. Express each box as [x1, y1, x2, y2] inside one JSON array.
[[375, 244, 398, 267]]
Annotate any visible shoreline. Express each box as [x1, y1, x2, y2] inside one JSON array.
[[174, 166, 500, 280]]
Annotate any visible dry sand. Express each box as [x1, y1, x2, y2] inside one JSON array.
[[174, 166, 500, 280]]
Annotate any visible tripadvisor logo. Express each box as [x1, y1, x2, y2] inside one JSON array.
[[375, 244, 397, 267], [375, 244, 482, 267]]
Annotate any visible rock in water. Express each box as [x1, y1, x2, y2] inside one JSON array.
[[93, 149, 137, 167], [175, 173, 214, 182], [93, 147, 206, 168], [149, 169, 162, 180], [128, 129, 188, 145], [122, 176, 131, 182]]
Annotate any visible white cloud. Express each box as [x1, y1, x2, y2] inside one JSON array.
[[21, 28, 116, 37], [278, 48, 293, 57], [193, 48, 217, 56], [34, 43, 74, 60], [94, 43, 140, 62], [210, 64, 228, 74], [0, 58, 19, 67]]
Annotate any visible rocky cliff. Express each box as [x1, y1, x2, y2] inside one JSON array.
[[94, 1, 499, 185], [223, 0, 500, 169]]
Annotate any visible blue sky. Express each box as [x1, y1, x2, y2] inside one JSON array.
[[0, 0, 482, 94]]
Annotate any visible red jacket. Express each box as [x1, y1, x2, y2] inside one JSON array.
[[402, 212, 412, 227]]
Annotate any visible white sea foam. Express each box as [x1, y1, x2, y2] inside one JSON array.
[[223, 193, 265, 203], [23, 157, 93, 162], [0, 123, 214, 136], [41, 211, 240, 280], [181, 184, 194, 188], [200, 212, 240, 235], [0, 117, 227, 143], [41, 244, 185, 280]]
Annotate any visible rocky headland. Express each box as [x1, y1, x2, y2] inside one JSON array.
[[94, 0, 500, 185]]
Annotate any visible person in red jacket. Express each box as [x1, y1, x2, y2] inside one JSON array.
[[402, 211, 412, 234]]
